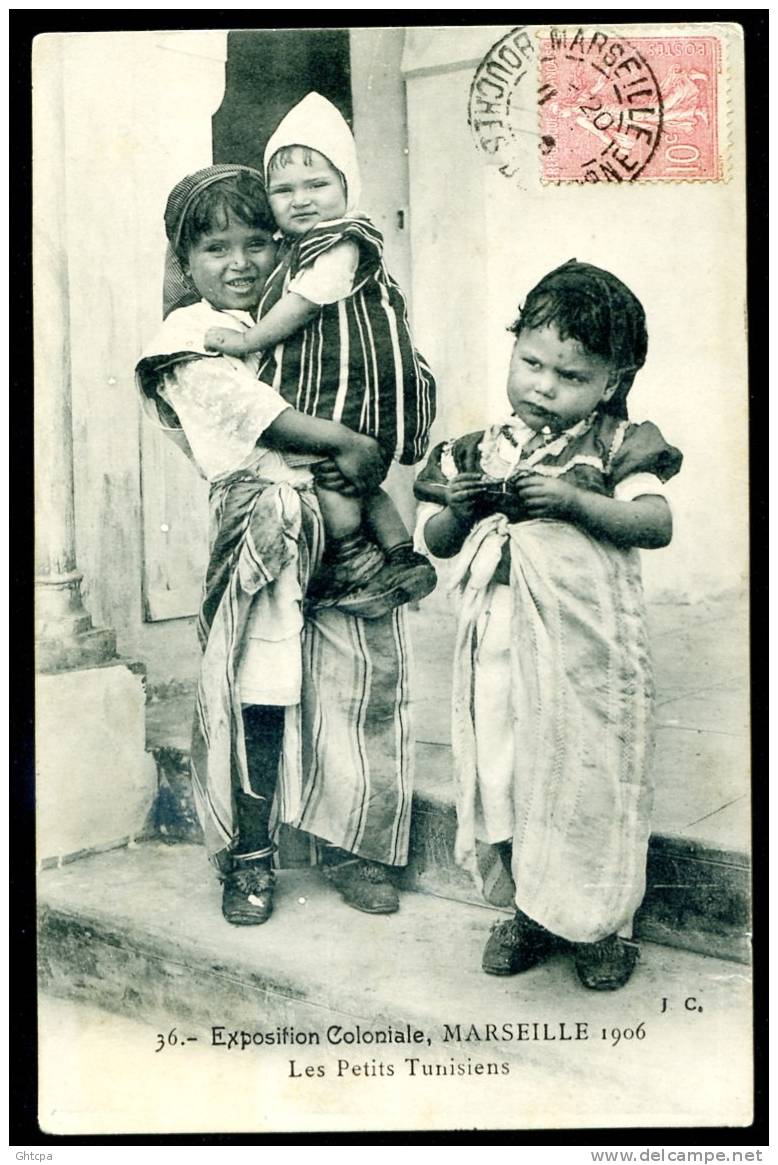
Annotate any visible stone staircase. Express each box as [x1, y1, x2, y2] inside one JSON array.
[[147, 716, 750, 964]]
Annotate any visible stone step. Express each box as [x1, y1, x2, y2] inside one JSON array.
[[407, 745, 752, 965], [37, 842, 752, 1130], [149, 728, 751, 964]]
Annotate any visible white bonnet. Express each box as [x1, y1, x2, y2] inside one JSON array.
[[263, 91, 361, 215]]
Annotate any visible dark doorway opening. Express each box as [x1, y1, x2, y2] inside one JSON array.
[[212, 28, 352, 170]]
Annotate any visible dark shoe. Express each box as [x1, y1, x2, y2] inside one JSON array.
[[330, 551, 437, 619], [221, 863, 275, 926], [307, 534, 385, 609], [575, 935, 639, 990], [323, 859, 400, 914], [494, 839, 514, 880], [482, 908, 557, 975]]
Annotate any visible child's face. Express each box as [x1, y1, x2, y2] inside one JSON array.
[[185, 213, 277, 313], [507, 323, 619, 433], [267, 147, 347, 237]]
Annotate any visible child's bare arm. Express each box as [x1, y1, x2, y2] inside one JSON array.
[[512, 474, 672, 549], [267, 408, 383, 494], [422, 473, 489, 558], [204, 292, 320, 357]]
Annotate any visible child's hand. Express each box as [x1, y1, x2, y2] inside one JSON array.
[[511, 473, 581, 519], [447, 473, 490, 526], [328, 432, 384, 495], [313, 460, 359, 497], [204, 327, 248, 356]]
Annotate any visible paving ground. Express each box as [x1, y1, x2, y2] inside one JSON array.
[[38, 844, 752, 1136]]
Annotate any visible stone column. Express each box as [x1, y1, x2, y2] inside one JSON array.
[[33, 36, 115, 673]]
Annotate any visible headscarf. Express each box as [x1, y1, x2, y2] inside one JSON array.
[[517, 260, 649, 419], [263, 92, 361, 215], [162, 164, 268, 318]]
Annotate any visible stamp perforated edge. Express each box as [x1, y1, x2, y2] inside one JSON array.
[[466, 23, 739, 188], [534, 23, 738, 187]]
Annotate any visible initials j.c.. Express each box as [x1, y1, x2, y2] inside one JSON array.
[[660, 996, 703, 1013]]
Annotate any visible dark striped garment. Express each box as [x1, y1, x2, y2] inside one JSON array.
[[189, 467, 413, 868], [257, 218, 436, 466]]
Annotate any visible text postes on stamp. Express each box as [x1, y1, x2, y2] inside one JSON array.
[[539, 29, 721, 183]]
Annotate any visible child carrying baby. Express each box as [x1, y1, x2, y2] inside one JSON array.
[[206, 92, 436, 617]]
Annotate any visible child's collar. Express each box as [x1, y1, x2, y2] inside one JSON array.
[[505, 410, 598, 440], [201, 299, 256, 327]]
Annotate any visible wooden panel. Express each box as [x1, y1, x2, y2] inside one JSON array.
[[140, 421, 210, 622]]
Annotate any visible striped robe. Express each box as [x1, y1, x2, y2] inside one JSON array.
[[258, 218, 436, 467], [295, 606, 414, 866], [191, 466, 414, 869]]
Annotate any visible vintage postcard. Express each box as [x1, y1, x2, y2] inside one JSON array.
[[32, 21, 753, 1137]]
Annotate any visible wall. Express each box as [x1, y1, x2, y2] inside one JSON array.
[[41, 31, 228, 688], [350, 28, 412, 301], [402, 24, 748, 601], [349, 28, 416, 527]]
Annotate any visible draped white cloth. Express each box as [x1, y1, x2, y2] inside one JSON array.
[[415, 409, 669, 941], [445, 515, 655, 943]]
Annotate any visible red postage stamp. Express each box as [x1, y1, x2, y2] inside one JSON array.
[[539, 29, 722, 182]]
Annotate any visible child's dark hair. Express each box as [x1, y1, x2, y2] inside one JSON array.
[[267, 144, 346, 190], [268, 145, 318, 171], [510, 260, 648, 417], [175, 172, 275, 260]]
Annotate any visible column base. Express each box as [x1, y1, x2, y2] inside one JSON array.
[[36, 626, 117, 675], [35, 570, 117, 673]]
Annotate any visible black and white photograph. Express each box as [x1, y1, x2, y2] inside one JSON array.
[[29, 19, 755, 1138]]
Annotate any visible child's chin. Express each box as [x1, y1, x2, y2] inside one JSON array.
[[222, 289, 260, 307], [286, 216, 318, 235], [520, 410, 556, 432]]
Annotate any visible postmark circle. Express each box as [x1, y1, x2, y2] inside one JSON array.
[[469, 26, 666, 184], [467, 26, 537, 182], [539, 29, 664, 183]]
